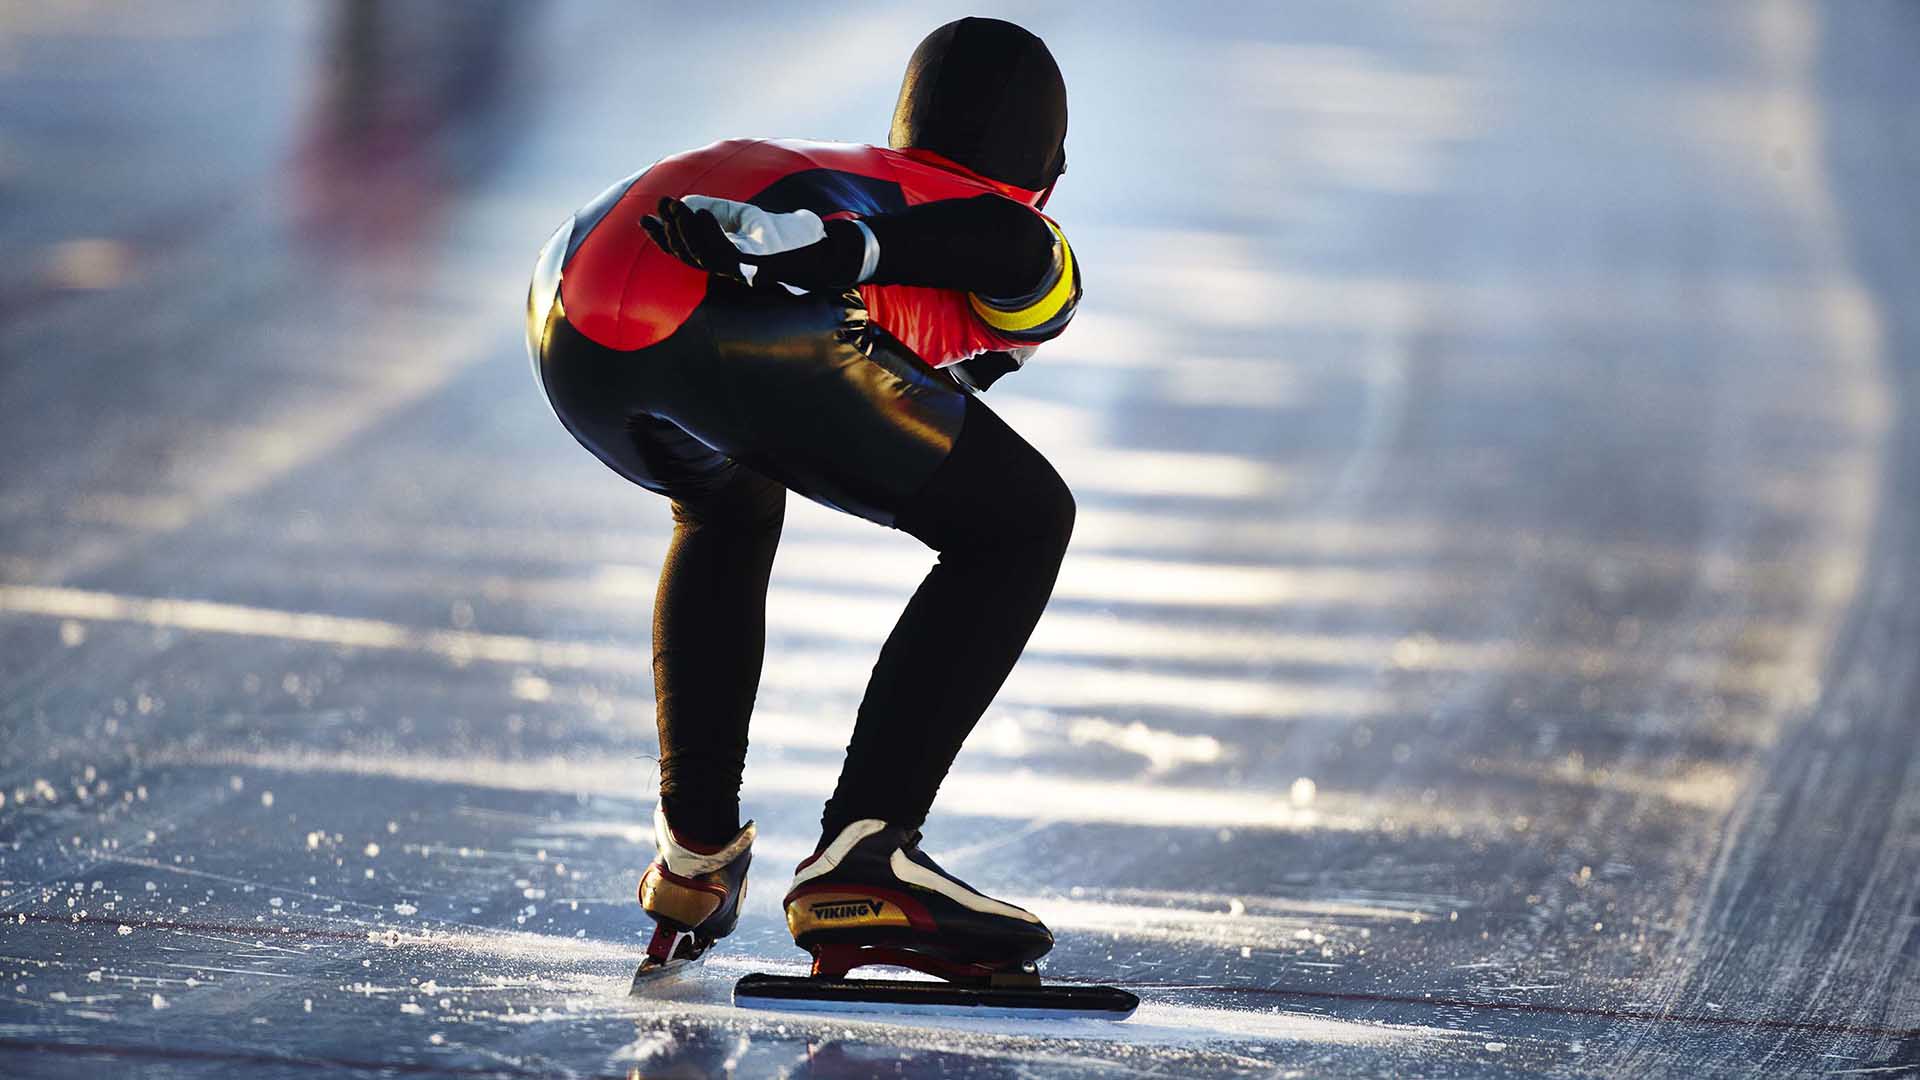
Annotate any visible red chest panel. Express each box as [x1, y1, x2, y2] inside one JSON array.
[[558, 139, 1044, 363]]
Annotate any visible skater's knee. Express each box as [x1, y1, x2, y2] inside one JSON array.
[[893, 397, 1073, 562], [1026, 469, 1075, 562], [904, 466, 1074, 569], [950, 467, 1073, 572], [988, 444, 1074, 558]]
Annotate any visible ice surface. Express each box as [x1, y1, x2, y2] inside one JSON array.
[[4, 1, 1920, 1077]]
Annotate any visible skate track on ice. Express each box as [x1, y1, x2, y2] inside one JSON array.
[[4, 2, 1920, 1076]]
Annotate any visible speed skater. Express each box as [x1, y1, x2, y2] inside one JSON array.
[[526, 17, 1130, 1017]]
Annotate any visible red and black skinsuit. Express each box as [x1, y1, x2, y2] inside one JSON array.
[[526, 138, 1082, 847]]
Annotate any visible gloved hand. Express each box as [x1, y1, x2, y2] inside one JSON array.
[[641, 197, 757, 284], [641, 196, 872, 293]]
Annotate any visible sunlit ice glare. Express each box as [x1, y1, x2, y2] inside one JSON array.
[[594, 550, 1468, 609], [0, 582, 1797, 710], [146, 746, 1527, 838]]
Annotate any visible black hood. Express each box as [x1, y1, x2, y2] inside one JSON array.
[[888, 18, 1067, 193]]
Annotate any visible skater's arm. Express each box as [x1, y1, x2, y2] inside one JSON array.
[[868, 197, 1082, 355], [644, 194, 1078, 388], [860, 195, 1056, 298], [644, 194, 1074, 317]]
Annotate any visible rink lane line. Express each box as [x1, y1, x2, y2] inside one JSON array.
[[0, 584, 632, 670], [7, 912, 1920, 1046]]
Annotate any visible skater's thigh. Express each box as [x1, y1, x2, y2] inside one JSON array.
[[670, 284, 969, 528], [537, 281, 968, 524], [891, 395, 1074, 555]]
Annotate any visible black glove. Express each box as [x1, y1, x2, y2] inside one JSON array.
[[641, 197, 754, 284], [642, 196, 866, 292]]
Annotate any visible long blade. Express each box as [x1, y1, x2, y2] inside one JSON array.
[[733, 974, 1138, 1021]]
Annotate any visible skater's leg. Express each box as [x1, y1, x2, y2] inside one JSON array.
[[542, 287, 1045, 842], [651, 463, 786, 847], [820, 396, 1074, 839]]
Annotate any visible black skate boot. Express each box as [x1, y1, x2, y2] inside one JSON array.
[[784, 819, 1053, 979], [732, 820, 1136, 1020], [630, 805, 754, 991]]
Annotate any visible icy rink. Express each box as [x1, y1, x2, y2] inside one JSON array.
[[4, 1, 1920, 1076]]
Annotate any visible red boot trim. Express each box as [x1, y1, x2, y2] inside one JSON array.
[[645, 925, 695, 964], [637, 862, 730, 903]]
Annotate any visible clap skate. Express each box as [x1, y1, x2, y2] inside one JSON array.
[[630, 806, 755, 991], [732, 820, 1136, 1019]]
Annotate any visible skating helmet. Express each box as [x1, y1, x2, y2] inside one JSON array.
[[888, 17, 1068, 197]]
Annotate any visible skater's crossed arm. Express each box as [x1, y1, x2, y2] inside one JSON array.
[[643, 193, 1079, 352], [860, 194, 1059, 300]]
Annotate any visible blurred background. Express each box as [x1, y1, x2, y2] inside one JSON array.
[[2, 2, 1918, 1077]]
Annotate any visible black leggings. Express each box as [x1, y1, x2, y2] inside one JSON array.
[[658, 397, 1072, 845], [534, 285, 1073, 846]]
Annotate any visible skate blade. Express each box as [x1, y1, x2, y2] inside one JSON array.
[[629, 952, 706, 994], [732, 973, 1138, 1021]]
